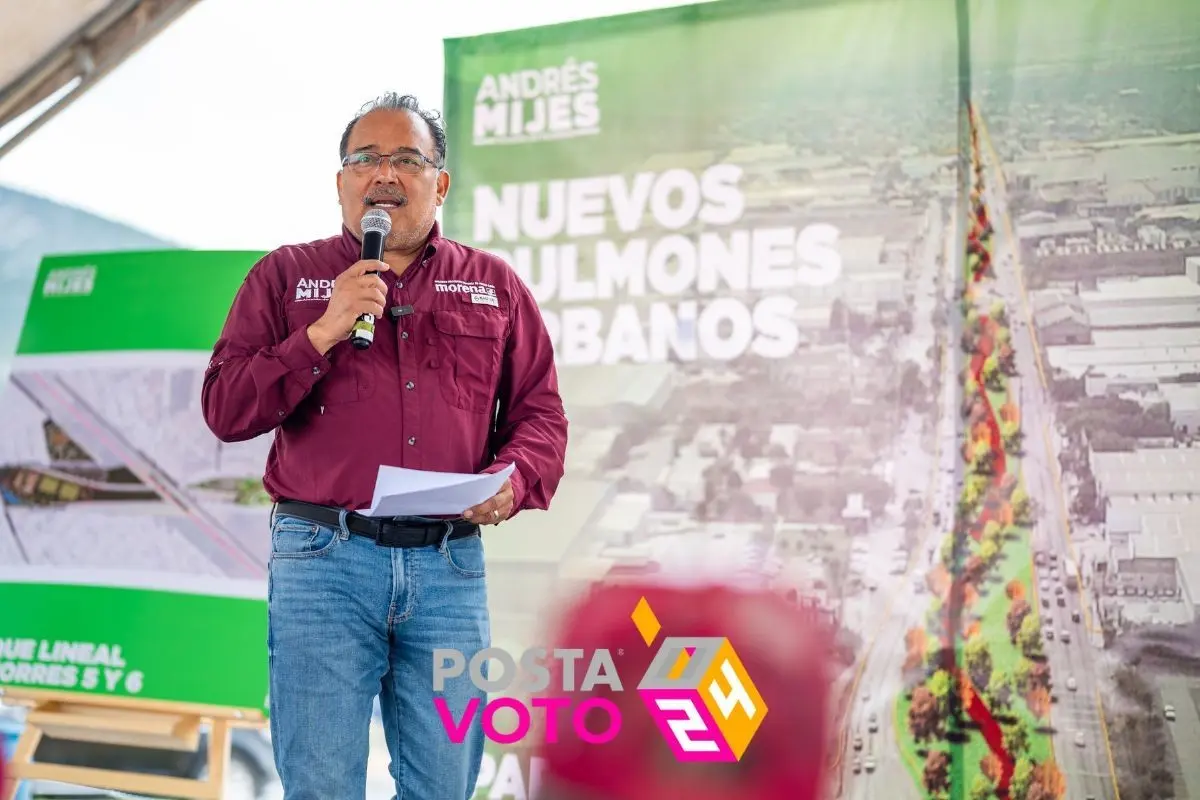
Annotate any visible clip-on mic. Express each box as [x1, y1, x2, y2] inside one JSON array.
[[388, 304, 414, 320]]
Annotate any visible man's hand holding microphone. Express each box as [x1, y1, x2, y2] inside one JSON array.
[[306, 208, 393, 355], [305, 261, 388, 356]]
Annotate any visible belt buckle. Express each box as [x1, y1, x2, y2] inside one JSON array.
[[375, 521, 411, 548]]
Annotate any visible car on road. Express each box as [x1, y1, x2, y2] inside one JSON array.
[[852, 757, 862, 774], [1165, 705, 1177, 721], [1074, 731, 1086, 748], [1045, 628, 1054, 641], [1061, 629, 1070, 644], [1066, 677, 1077, 692], [1057, 596, 1066, 608], [1071, 609, 1081, 623], [864, 756, 876, 773], [853, 734, 863, 751], [868, 713, 878, 733]]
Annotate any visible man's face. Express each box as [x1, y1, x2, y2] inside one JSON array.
[[336, 109, 450, 253]]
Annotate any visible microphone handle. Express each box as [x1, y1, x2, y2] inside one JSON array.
[[349, 273, 378, 350], [350, 229, 387, 350]]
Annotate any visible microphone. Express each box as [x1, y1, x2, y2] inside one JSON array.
[[350, 208, 392, 350]]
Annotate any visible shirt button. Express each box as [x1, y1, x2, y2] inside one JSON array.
[[397, 281, 404, 289], [401, 332, 409, 340], [311, 366, 321, 375], [277, 410, 285, 417], [405, 380, 415, 390], [407, 436, 417, 445]]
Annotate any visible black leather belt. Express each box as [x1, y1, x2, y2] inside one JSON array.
[[275, 501, 479, 548]]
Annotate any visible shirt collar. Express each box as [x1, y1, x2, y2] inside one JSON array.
[[338, 220, 442, 262]]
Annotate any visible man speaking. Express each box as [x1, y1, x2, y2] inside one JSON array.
[[201, 93, 568, 799]]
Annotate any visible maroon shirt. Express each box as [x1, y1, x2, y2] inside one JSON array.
[[201, 222, 568, 516]]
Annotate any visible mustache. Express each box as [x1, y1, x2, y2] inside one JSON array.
[[365, 189, 407, 206]]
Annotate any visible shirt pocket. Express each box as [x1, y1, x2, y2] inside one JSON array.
[[432, 309, 507, 414], [285, 303, 365, 406]]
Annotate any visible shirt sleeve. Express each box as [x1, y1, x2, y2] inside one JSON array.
[[201, 254, 331, 443], [485, 274, 568, 518]]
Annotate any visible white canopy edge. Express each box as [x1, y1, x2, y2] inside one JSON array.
[[0, 0, 202, 160]]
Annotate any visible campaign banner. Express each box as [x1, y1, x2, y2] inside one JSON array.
[[443, 0, 966, 794], [0, 249, 272, 713], [444, 0, 1200, 798]]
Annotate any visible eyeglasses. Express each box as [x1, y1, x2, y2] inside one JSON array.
[[341, 150, 441, 174]]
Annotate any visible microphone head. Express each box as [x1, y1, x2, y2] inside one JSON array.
[[361, 208, 392, 237]]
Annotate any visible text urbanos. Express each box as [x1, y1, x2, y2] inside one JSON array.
[[474, 58, 600, 145], [0, 638, 145, 694], [473, 163, 845, 365]]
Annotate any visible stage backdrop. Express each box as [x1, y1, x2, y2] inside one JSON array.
[[444, 1, 964, 798]]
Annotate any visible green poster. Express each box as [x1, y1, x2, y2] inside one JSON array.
[[0, 249, 272, 712]]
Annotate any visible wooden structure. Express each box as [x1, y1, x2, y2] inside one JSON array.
[[0, 688, 265, 800]]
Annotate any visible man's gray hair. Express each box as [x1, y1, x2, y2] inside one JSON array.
[[339, 93, 447, 168]]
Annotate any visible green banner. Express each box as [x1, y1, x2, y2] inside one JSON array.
[[0, 582, 267, 711], [1, 249, 271, 713], [16, 250, 264, 355]]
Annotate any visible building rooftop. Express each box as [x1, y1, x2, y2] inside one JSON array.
[[1091, 328, 1200, 349], [1087, 303, 1200, 329], [1045, 344, 1200, 374], [1035, 304, 1090, 329], [1107, 496, 1200, 535], [1082, 275, 1200, 305], [1134, 513, 1200, 559], [1010, 154, 1099, 185], [1093, 449, 1200, 497], [1109, 495, 1200, 516], [1087, 362, 1200, 382], [1017, 219, 1094, 240], [1162, 383, 1200, 414], [1178, 553, 1200, 609]]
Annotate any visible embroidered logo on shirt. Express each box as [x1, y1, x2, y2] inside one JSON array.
[[295, 278, 333, 302], [434, 280, 498, 299]]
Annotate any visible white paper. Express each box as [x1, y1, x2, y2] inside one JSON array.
[[358, 463, 516, 517]]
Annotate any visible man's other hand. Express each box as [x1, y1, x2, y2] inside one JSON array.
[[463, 480, 514, 525]]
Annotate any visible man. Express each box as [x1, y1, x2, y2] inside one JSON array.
[[202, 93, 568, 800]]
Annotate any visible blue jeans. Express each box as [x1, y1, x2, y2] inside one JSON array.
[[266, 509, 490, 800]]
